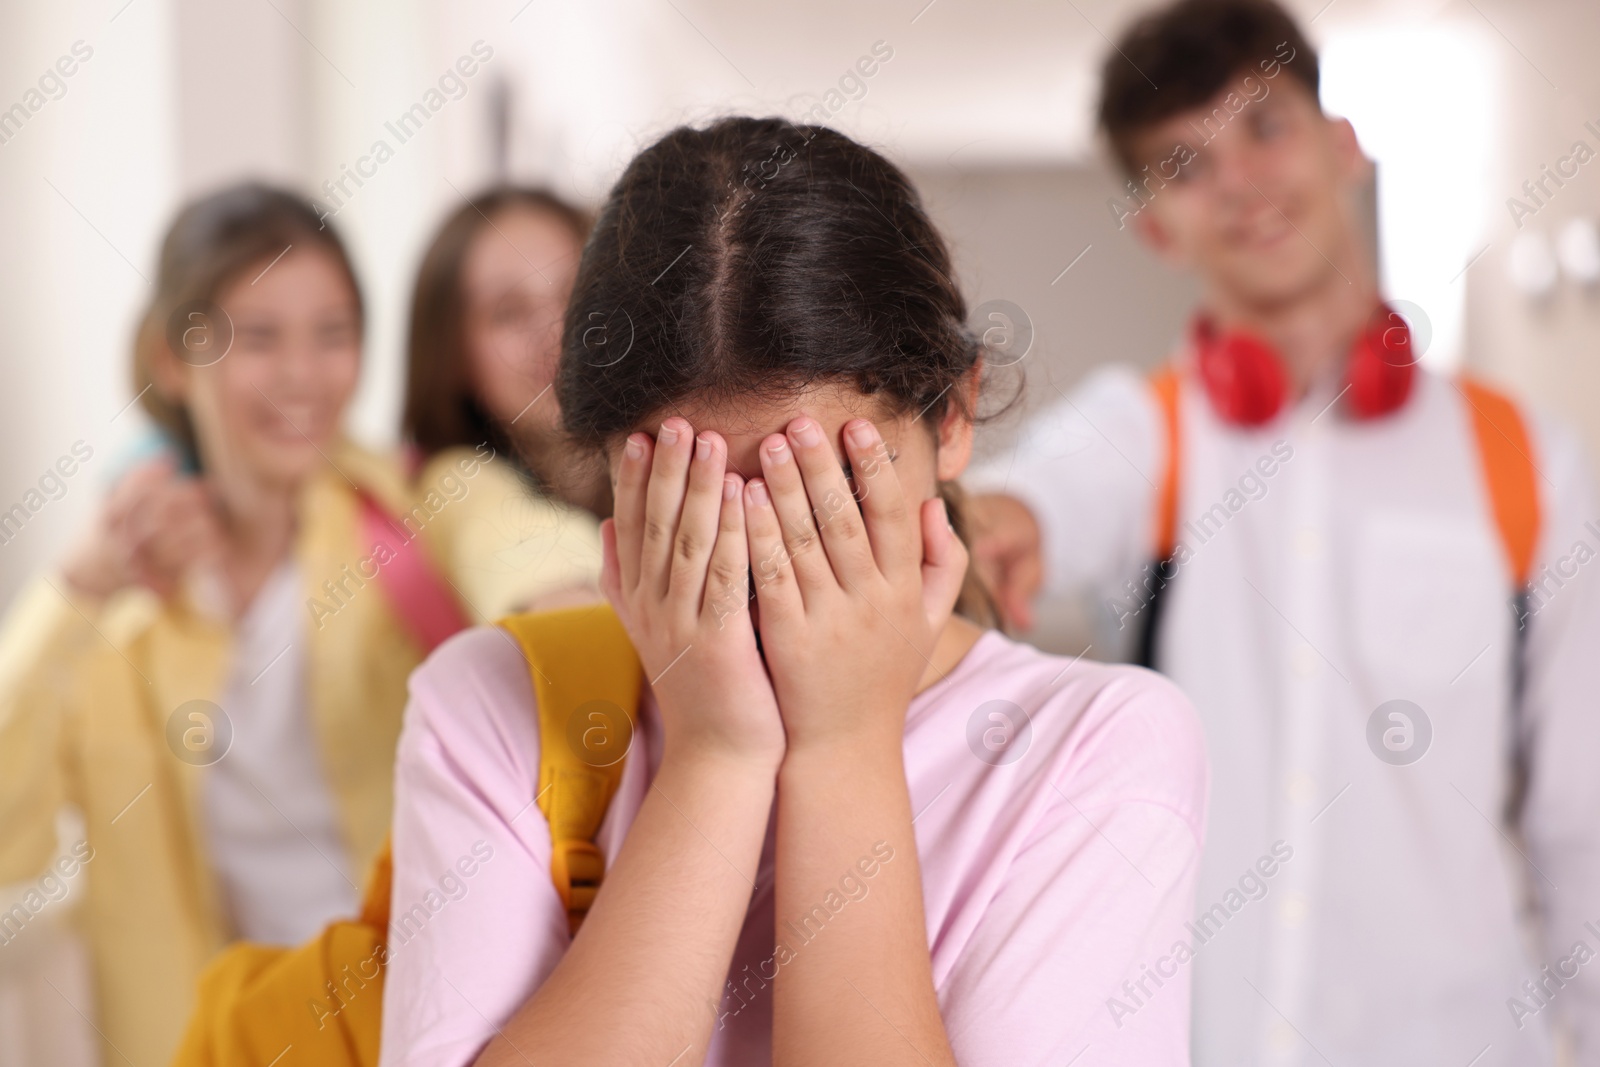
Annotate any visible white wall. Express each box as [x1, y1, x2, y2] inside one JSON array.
[[0, 0, 179, 603], [1465, 0, 1600, 467]]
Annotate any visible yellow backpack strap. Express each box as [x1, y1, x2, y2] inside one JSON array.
[[171, 606, 638, 1067], [497, 603, 641, 933], [1460, 377, 1542, 588], [1149, 365, 1183, 559]]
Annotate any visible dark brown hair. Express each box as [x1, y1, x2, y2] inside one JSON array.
[[556, 116, 995, 623], [133, 183, 363, 464], [402, 187, 592, 461], [1098, 0, 1319, 175]]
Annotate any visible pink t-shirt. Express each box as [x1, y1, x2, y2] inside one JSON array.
[[378, 626, 1208, 1066]]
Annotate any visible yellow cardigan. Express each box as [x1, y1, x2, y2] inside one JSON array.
[[0, 441, 599, 1067], [410, 444, 603, 623]]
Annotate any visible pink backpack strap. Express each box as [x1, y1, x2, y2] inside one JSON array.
[[356, 491, 471, 653]]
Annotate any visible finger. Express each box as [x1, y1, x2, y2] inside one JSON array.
[[140, 512, 197, 573], [756, 433, 830, 596], [641, 418, 693, 596], [667, 431, 728, 612], [703, 472, 751, 630], [123, 492, 167, 555], [598, 519, 624, 612], [990, 561, 1023, 631], [843, 419, 916, 577], [744, 477, 803, 624], [158, 516, 220, 570], [116, 456, 186, 531], [149, 485, 219, 564], [969, 526, 1014, 569], [128, 541, 178, 595], [1003, 550, 1042, 631], [163, 481, 217, 531], [108, 455, 178, 515], [612, 432, 653, 593], [785, 416, 875, 583], [920, 497, 968, 627]]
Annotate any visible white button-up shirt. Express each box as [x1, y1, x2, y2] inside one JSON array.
[[968, 358, 1600, 1066]]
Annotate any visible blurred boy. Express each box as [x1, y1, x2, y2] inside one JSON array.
[[969, 2, 1600, 1063]]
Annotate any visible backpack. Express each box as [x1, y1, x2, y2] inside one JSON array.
[[170, 603, 641, 1067], [1135, 367, 1541, 667]]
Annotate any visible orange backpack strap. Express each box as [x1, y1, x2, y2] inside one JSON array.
[[1149, 365, 1184, 559], [1460, 377, 1542, 588]]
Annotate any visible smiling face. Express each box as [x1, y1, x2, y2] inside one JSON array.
[[1127, 74, 1369, 310], [460, 205, 583, 443], [157, 245, 361, 490]]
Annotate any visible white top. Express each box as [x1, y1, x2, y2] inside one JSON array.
[[203, 560, 359, 945], [968, 361, 1600, 1067]]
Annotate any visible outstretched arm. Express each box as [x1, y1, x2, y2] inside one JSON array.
[[964, 365, 1163, 640]]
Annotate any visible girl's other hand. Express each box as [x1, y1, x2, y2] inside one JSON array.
[[600, 418, 785, 771], [62, 457, 227, 604], [745, 416, 968, 755]]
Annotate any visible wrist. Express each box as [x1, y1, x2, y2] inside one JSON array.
[[779, 728, 906, 783], [659, 736, 784, 784], [779, 698, 907, 761]]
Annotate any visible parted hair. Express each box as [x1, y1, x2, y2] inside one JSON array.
[[556, 116, 995, 623]]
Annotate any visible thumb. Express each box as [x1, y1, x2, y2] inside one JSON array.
[[920, 497, 967, 626]]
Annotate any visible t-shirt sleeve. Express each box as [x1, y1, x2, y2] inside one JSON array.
[[939, 670, 1209, 1067], [378, 626, 570, 1067]]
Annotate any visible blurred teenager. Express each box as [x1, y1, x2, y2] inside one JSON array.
[[379, 117, 1208, 1066], [0, 184, 470, 1067], [968, 2, 1600, 1064], [401, 187, 604, 620]]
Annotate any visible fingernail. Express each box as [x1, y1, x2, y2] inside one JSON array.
[[625, 435, 645, 461], [696, 435, 712, 461], [747, 479, 770, 506], [764, 438, 790, 465], [658, 422, 680, 446], [723, 474, 740, 500], [789, 418, 821, 448], [848, 421, 877, 448]]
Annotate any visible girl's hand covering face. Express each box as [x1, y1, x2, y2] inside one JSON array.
[[601, 418, 785, 770], [744, 416, 968, 755]]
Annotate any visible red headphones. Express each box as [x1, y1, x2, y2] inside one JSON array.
[[1191, 304, 1416, 426]]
